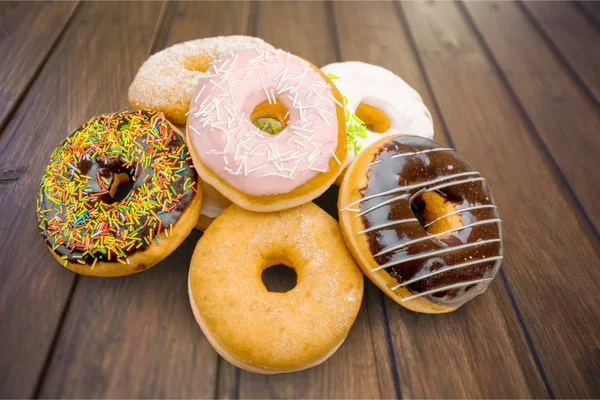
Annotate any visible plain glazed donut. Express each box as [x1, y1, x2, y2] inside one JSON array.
[[187, 47, 347, 212], [339, 135, 502, 313], [321, 62, 434, 166], [36, 110, 202, 277], [128, 36, 274, 125], [189, 203, 363, 373]]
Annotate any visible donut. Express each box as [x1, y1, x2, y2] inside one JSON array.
[[128, 36, 274, 125], [338, 134, 502, 313], [195, 180, 231, 231], [36, 110, 202, 277], [186, 47, 347, 212], [321, 62, 434, 166], [188, 203, 363, 373]]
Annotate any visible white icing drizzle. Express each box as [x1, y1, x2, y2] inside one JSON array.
[[398, 278, 494, 302], [374, 218, 502, 257], [391, 256, 503, 289], [357, 218, 419, 235], [371, 238, 501, 272], [389, 147, 453, 160], [423, 204, 497, 228], [368, 147, 452, 166], [342, 171, 480, 210], [426, 177, 486, 193], [355, 193, 411, 217]]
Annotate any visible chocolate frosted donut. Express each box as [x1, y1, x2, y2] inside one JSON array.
[[37, 110, 202, 277], [339, 134, 502, 313]]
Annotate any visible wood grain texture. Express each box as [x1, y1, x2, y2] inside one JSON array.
[[215, 3, 393, 398], [402, 1, 600, 397], [0, 2, 78, 134], [0, 2, 158, 397], [249, 2, 337, 67], [0, 1, 161, 398], [576, 0, 600, 26], [38, 231, 217, 398], [522, 1, 600, 106], [1, 1, 598, 398], [152, 1, 252, 53], [36, 2, 256, 398], [333, 2, 547, 398], [463, 1, 600, 234]]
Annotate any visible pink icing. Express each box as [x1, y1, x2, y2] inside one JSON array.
[[187, 47, 340, 196]]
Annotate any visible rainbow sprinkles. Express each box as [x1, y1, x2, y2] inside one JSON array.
[[36, 110, 198, 268]]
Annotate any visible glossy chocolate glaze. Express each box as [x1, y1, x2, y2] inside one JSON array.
[[359, 136, 502, 305], [38, 110, 198, 264]]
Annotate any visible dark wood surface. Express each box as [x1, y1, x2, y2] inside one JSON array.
[[0, 1, 598, 398], [335, 2, 545, 398]]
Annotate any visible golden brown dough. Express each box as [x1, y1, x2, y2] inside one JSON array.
[[189, 203, 363, 373]]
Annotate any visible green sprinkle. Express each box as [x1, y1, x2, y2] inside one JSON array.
[[342, 93, 368, 154], [36, 110, 197, 267], [253, 118, 283, 135]]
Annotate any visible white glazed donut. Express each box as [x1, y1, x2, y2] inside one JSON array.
[[321, 61, 434, 166], [195, 181, 231, 231]]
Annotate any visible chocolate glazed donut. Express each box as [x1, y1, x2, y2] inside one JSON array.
[[339, 134, 503, 313], [37, 110, 202, 277]]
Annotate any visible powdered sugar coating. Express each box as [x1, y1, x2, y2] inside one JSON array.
[[187, 48, 340, 196], [128, 36, 274, 121]]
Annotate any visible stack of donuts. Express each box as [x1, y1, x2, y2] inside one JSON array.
[[36, 36, 503, 374]]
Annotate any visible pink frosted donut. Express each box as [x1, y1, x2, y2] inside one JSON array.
[[128, 36, 274, 125], [186, 47, 347, 212]]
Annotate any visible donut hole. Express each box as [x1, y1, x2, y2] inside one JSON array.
[[356, 103, 391, 133], [411, 191, 462, 235], [108, 172, 133, 203], [184, 55, 211, 72], [261, 263, 297, 293], [251, 99, 289, 135]]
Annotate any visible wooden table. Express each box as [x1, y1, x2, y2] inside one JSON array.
[[1, 1, 599, 398]]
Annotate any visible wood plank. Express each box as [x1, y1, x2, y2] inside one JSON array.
[[250, 2, 337, 67], [0, 2, 162, 398], [152, 0, 252, 52], [463, 1, 600, 234], [333, 2, 547, 398], [214, 2, 394, 398], [522, 1, 600, 106], [576, 1, 600, 26], [0, 1, 78, 134], [401, 1, 600, 397], [36, 2, 256, 398]]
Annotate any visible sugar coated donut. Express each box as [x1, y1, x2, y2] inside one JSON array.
[[37, 110, 202, 277], [189, 203, 363, 373], [339, 135, 502, 313], [187, 47, 347, 212], [128, 36, 274, 125], [321, 62, 434, 166]]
